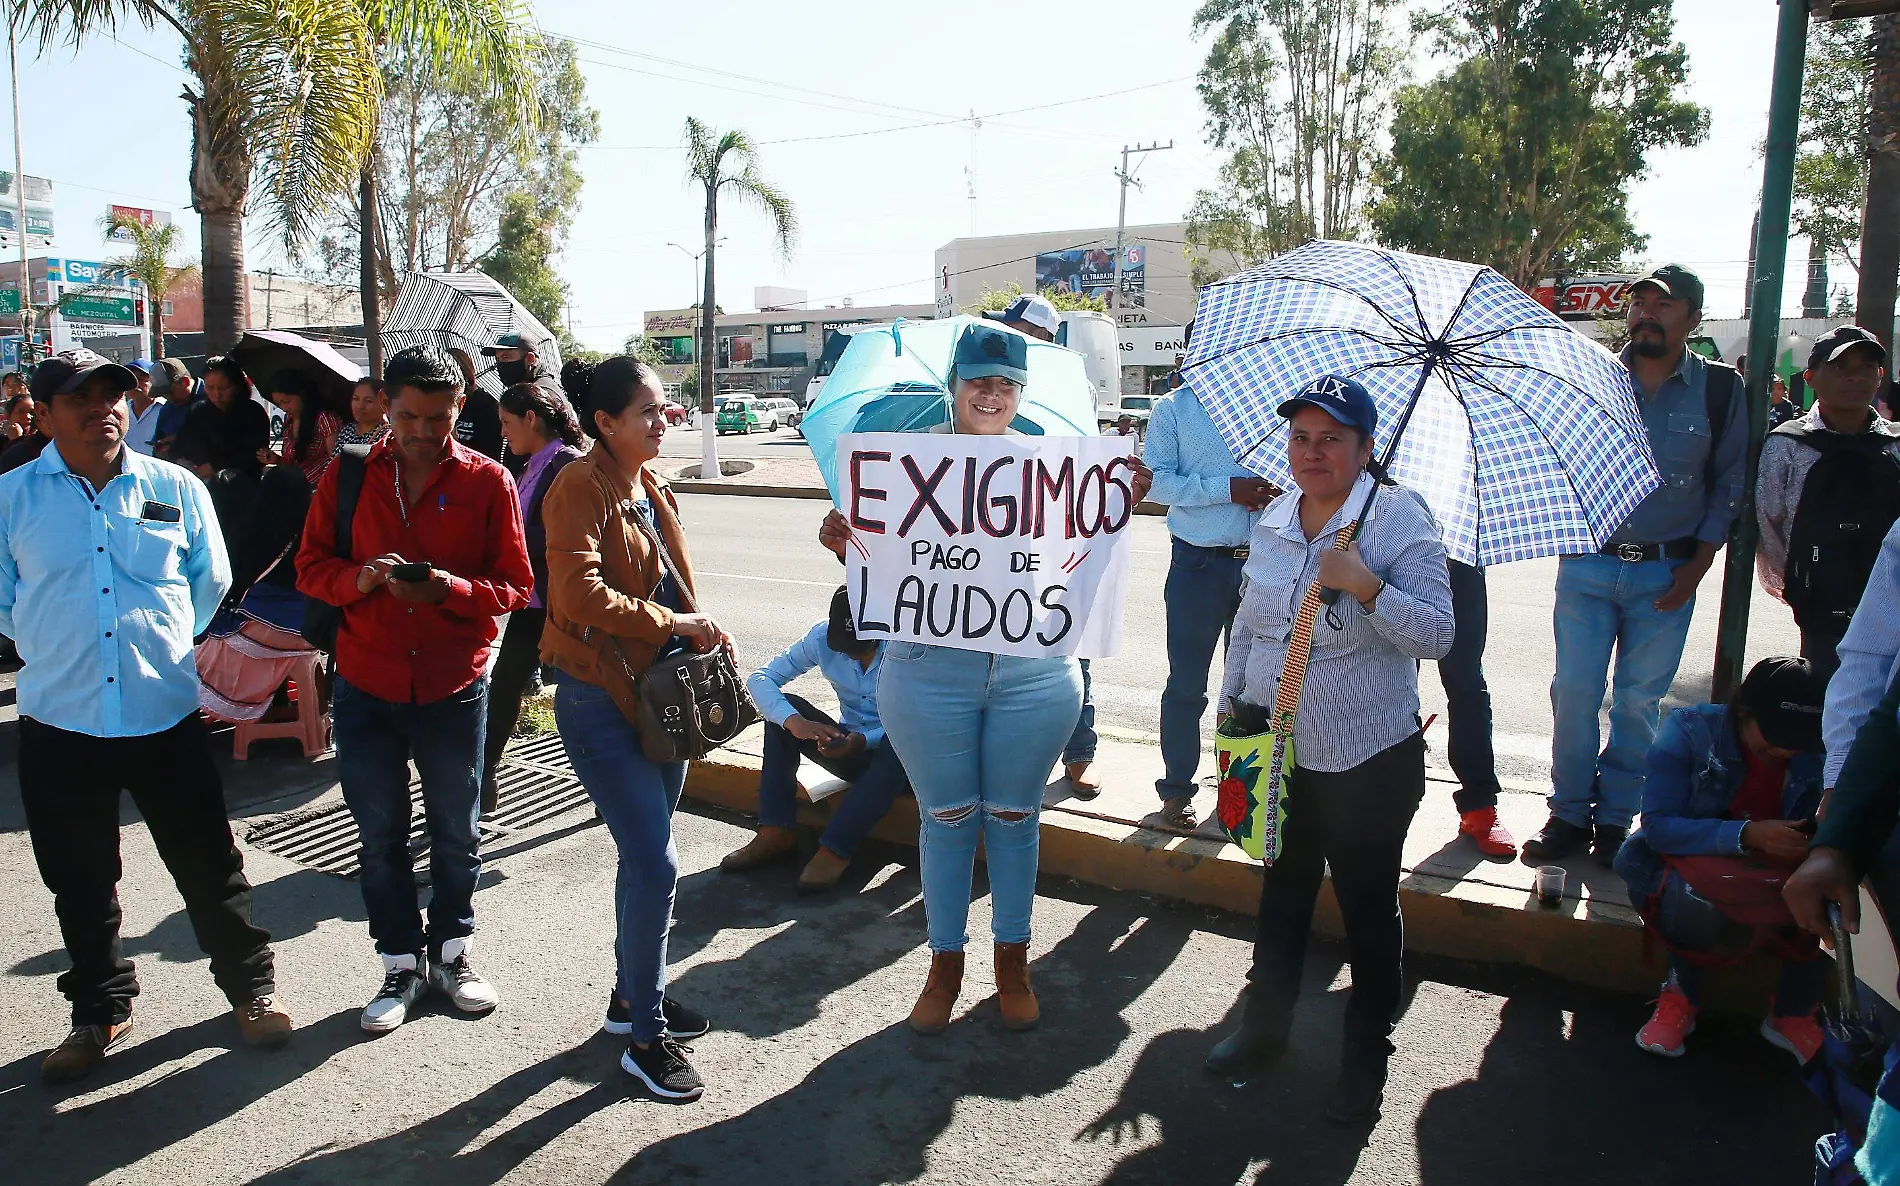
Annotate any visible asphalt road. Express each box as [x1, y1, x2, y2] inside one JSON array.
[[0, 784, 1828, 1186], [676, 494, 1803, 785], [662, 421, 813, 459]]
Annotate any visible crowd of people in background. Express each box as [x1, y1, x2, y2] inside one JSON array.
[[1, 267, 1898, 1169]]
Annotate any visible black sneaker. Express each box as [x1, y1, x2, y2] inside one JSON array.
[[602, 994, 711, 1040], [1521, 815, 1592, 862], [621, 1036, 704, 1101], [1591, 825, 1628, 868]]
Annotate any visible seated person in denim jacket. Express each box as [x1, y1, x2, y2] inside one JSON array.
[[721, 588, 912, 893], [1615, 656, 1829, 1062]]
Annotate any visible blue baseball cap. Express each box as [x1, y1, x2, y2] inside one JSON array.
[[953, 324, 1030, 387], [128, 358, 152, 376], [1276, 374, 1378, 437]]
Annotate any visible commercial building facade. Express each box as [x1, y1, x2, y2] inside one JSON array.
[[643, 290, 936, 400]]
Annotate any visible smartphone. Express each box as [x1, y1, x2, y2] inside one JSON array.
[[389, 561, 433, 583]]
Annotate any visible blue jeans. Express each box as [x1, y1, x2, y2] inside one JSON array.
[[554, 679, 687, 1045], [1549, 553, 1697, 831], [757, 693, 910, 858], [333, 675, 488, 959], [1063, 660, 1097, 765], [878, 643, 1082, 953], [1652, 870, 1826, 1017], [1439, 560, 1502, 813], [1158, 539, 1248, 800]]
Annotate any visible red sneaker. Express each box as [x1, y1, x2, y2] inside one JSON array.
[[1761, 1012, 1824, 1064], [1458, 808, 1518, 859], [1636, 984, 1698, 1058]]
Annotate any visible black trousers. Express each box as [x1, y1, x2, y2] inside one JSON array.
[[483, 607, 547, 796], [20, 713, 275, 1025], [1438, 561, 1502, 813], [1800, 624, 1846, 690], [1248, 731, 1426, 1061]]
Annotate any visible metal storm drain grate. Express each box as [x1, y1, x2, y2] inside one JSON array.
[[247, 733, 591, 878]]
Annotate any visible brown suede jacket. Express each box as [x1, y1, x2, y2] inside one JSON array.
[[538, 446, 698, 689]]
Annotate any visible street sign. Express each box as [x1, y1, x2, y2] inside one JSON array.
[[0, 289, 18, 316], [59, 294, 136, 324]]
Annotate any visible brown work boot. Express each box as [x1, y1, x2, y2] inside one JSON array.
[[41, 1017, 134, 1085], [796, 846, 850, 894], [994, 941, 1040, 1031], [234, 994, 294, 1049], [908, 950, 964, 1035], [1065, 761, 1102, 801], [721, 825, 799, 872]]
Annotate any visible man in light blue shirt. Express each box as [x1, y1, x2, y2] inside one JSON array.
[[722, 587, 912, 892], [1142, 380, 1277, 828], [1528, 265, 1748, 867], [0, 352, 288, 1085]]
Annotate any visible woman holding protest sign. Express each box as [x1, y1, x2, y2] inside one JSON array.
[[1201, 375, 1453, 1125], [540, 356, 725, 1102], [819, 323, 1151, 1037]]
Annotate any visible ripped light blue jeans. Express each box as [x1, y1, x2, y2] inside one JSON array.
[[876, 642, 1082, 953]]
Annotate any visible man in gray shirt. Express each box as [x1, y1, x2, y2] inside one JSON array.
[[1524, 265, 1747, 865]]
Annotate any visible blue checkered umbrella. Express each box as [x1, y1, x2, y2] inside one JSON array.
[[1185, 240, 1659, 566]]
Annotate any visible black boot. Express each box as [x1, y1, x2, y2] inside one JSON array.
[[1205, 990, 1290, 1077], [1326, 1044, 1390, 1125]]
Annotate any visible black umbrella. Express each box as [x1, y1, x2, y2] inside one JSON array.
[[228, 330, 362, 414]]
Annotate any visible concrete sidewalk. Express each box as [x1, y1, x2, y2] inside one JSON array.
[[681, 732, 1789, 1008]]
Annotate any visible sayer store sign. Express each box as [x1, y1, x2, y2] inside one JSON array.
[[839, 432, 1136, 659]]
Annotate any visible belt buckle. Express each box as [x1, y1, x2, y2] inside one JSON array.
[[1232, 546, 1249, 560], [1614, 543, 1647, 563]]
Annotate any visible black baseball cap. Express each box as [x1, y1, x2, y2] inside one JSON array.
[[29, 351, 138, 402], [1807, 324, 1888, 370], [481, 332, 538, 356], [1277, 374, 1378, 438], [1630, 264, 1705, 312], [1738, 655, 1826, 753]]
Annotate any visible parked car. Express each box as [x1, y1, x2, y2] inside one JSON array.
[[716, 396, 772, 435], [761, 397, 801, 428], [662, 400, 690, 425]]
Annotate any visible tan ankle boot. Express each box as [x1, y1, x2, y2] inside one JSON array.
[[994, 941, 1039, 1031], [720, 825, 798, 872], [908, 950, 964, 1035]]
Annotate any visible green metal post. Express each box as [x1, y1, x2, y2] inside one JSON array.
[[1712, 0, 1810, 704]]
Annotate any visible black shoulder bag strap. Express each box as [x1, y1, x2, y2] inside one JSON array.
[[300, 444, 372, 652]]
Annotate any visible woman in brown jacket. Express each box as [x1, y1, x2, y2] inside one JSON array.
[[540, 356, 729, 1102]]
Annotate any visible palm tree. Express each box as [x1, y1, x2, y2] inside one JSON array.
[[17, 1, 383, 353], [1859, 15, 1899, 409], [98, 210, 197, 358], [356, 4, 536, 377], [684, 116, 796, 480]]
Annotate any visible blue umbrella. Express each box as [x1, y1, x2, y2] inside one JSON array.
[[1185, 240, 1659, 567], [801, 315, 1099, 501]]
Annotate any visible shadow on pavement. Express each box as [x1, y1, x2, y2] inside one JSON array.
[[0, 1009, 362, 1186]]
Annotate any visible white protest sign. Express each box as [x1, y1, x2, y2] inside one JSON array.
[[838, 431, 1137, 660]]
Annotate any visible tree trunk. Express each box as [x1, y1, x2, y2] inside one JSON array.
[[152, 297, 165, 360], [360, 162, 383, 378], [199, 207, 247, 355], [1859, 15, 1900, 411], [700, 184, 719, 482]]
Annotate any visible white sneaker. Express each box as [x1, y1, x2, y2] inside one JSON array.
[[361, 956, 430, 1034], [428, 955, 499, 1015]]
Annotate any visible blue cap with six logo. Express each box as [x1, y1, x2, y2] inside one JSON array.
[[1276, 374, 1378, 438], [953, 324, 1030, 387]]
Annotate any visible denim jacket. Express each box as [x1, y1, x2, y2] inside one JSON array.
[[1614, 703, 1824, 900]]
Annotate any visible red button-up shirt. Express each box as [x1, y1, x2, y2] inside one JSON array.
[[297, 437, 532, 704]]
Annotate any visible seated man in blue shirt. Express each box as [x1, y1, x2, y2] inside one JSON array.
[[722, 587, 912, 893], [0, 353, 290, 1085]]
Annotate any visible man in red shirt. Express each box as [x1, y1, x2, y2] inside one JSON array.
[[297, 347, 532, 1034]]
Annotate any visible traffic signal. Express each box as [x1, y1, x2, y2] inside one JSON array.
[[134, 298, 146, 326]]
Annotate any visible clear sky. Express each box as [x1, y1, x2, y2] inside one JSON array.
[[7, 0, 1812, 350]]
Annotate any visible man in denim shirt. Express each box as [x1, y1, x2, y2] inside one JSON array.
[[1526, 265, 1747, 865]]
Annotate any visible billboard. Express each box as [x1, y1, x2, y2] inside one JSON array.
[[106, 205, 173, 242], [1035, 244, 1144, 307], [1532, 274, 1638, 321], [0, 173, 54, 248]]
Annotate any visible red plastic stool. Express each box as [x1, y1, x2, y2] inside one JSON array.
[[232, 651, 332, 760]]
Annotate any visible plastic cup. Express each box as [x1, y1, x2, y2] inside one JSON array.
[[1536, 865, 1566, 907]]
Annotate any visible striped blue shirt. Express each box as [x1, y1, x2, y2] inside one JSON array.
[[1824, 518, 1900, 787], [1140, 386, 1260, 548], [0, 442, 230, 737], [1223, 473, 1454, 772]]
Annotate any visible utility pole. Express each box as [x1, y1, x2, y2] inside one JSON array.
[[8, 17, 29, 364], [1111, 142, 1171, 321]]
